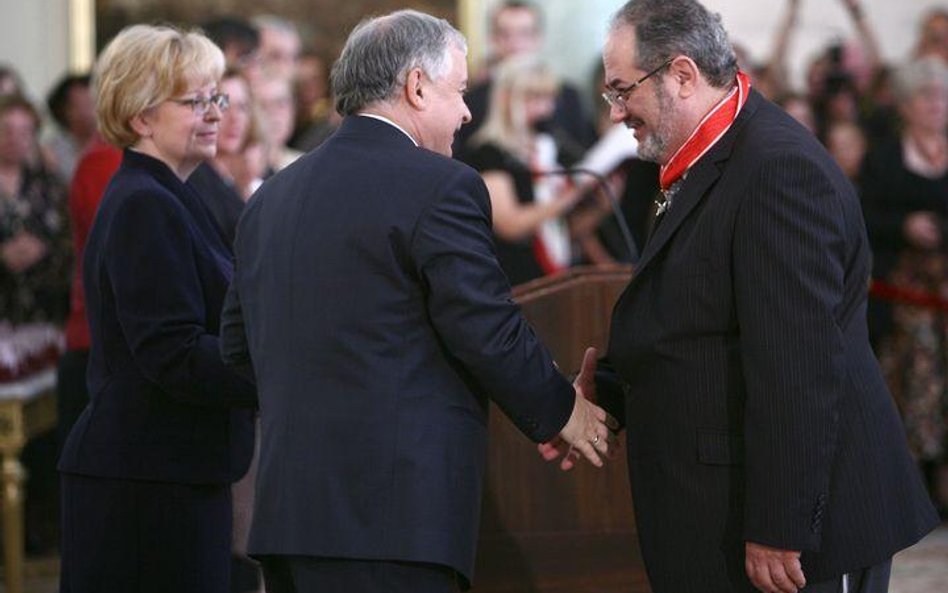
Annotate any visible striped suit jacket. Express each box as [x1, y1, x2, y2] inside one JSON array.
[[600, 89, 937, 593]]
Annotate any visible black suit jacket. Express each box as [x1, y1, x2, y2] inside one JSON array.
[[59, 150, 256, 484], [189, 162, 246, 248], [220, 116, 574, 585], [600, 91, 937, 592]]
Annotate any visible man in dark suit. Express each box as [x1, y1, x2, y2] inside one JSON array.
[[219, 10, 614, 593], [542, 1, 938, 592]]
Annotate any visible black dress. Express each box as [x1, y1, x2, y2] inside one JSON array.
[[465, 142, 545, 286]]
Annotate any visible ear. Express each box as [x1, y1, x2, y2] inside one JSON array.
[[404, 67, 426, 110], [129, 111, 153, 139], [669, 56, 700, 99]]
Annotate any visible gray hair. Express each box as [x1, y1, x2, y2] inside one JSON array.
[[331, 9, 467, 115], [610, 0, 737, 89], [894, 56, 948, 103]]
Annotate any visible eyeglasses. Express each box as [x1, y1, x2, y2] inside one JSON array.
[[602, 58, 674, 111], [168, 93, 230, 115]]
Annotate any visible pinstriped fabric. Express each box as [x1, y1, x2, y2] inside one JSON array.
[[604, 90, 937, 593]]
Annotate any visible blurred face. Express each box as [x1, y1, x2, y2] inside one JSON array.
[[259, 27, 300, 80], [826, 123, 866, 179], [256, 77, 295, 147], [136, 79, 223, 179], [417, 46, 472, 157], [218, 76, 251, 155], [295, 55, 328, 109], [826, 89, 859, 123], [492, 7, 541, 61], [65, 83, 96, 139], [0, 106, 36, 166], [522, 89, 556, 127], [902, 81, 948, 134], [603, 25, 678, 164], [920, 14, 948, 61]]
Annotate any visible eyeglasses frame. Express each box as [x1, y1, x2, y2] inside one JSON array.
[[602, 57, 675, 111], [168, 93, 230, 116]]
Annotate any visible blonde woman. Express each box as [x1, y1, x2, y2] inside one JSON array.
[[58, 25, 256, 593], [466, 55, 595, 284]]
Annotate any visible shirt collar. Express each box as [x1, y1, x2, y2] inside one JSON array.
[[357, 113, 418, 146]]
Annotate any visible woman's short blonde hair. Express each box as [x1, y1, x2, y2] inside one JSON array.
[[93, 24, 225, 148]]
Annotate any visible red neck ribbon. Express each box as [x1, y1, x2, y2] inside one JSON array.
[[659, 70, 751, 191]]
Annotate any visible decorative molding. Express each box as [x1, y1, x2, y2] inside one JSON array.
[[69, 0, 96, 73], [458, 0, 483, 72]]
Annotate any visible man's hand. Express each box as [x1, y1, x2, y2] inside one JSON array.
[[745, 541, 806, 593], [538, 347, 619, 470]]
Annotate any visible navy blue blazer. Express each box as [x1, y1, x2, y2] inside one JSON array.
[[599, 91, 937, 592], [220, 116, 574, 585], [59, 150, 256, 485]]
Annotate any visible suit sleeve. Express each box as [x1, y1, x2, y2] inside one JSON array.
[[594, 356, 626, 431], [410, 167, 574, 443], [220, 276, 255, 382], [106, 189, 256, 408], [733, 152, 846, 552]]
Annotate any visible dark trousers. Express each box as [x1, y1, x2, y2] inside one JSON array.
[[801, 560, 892, 593], [60, 473, 232, 593], [259, 556, 460, 593]]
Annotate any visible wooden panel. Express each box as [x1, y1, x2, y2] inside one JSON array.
[[473, 266, 651, 593]]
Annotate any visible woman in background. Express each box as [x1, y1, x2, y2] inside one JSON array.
[[0, 93, 71, 553], [862, 56, 948, 518], [466, 55, 597, 285], [58, 25, 256, 593], [0, 94, 70, 325]]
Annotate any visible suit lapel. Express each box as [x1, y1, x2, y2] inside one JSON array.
[[631, 90, 764, 279], [634, 161, 722, 274]]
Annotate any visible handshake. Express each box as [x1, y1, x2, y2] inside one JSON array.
[[539, 347, 621, 471]]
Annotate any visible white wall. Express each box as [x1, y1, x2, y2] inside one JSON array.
[[0, 0, 72, 106], [470, 0, 942, 97]]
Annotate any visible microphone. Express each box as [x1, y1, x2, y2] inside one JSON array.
[[535, 121, 588, 167], [536, 167, 640, 264]]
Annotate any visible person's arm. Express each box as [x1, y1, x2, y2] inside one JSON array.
[[841, 0, 883, 90], [106, 188, 256, 408], [411, 167, 614, 465], [220, 273, 255, 382], [761, 0, 802, 98], [733, 151, 848, 588], [482, 170, 590, 241]]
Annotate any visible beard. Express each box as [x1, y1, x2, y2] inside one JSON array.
[[635, 82, 674, 163]]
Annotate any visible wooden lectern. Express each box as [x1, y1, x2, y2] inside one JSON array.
[[472, 265, 652, 593]]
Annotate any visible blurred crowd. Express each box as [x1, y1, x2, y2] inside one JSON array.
[[1, 0, 948, 585]]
